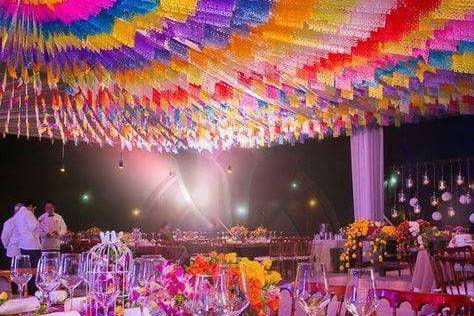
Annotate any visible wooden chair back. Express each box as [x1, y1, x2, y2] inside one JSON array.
[[432, 255, 474, 295]]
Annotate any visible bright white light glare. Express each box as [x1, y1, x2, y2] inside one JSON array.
[[183, 190, 193, 204], [236, 205, 248, 216]]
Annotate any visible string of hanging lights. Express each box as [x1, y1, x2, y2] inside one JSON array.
[[389, 156, 473, 222]]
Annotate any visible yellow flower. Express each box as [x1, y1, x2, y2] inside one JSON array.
[[224, 252, 238, 264], [239, 259, 265, 285], [262, 258, 272, 270], [0, 292, 7, 302], [339, 266, 344, 271], [115, 306, 124, 316], [352, 253, 357, 259], [345, 263, 350, 268], [265, 271, 282, 285], [378, 255, 383, 262]]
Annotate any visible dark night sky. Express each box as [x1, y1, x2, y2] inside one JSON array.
[[1, 115, 473, 236]]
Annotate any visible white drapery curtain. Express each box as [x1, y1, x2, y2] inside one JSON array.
[[350, 127, 384, 221]]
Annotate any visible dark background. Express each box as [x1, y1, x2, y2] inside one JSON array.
[[1, 115, 473, 239]]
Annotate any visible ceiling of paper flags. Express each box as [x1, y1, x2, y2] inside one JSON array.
[[0, 0, 473, 152]]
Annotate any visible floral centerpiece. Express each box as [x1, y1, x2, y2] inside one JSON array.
[[130, 260, 193, 315], [396, 219, 431, 249], [339, 219, 377, 271], [367, 225, 397, 264], [229, 225, 249, 241], [187, 252, 281, 315], [250, 226, 268, 240]]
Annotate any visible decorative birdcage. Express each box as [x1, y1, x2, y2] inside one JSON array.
[[85, 231, 133, 312]]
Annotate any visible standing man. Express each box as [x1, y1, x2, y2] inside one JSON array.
[[1, 203, 23, 261], [13, 201, 42, 266], [38, 201, 67, 251]]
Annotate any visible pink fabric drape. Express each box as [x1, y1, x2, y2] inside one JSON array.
[[350, 128, 384, 221]]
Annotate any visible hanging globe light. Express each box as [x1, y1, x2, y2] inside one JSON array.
[[456, 172, 464, 186], [441, 191, 452, 202], [439, 178, 447, 191], [432, 211, 442, 221], [390, 207, 399, 218], [447, 206, 456, 217], [470, 213, 474, 224], [406, 175, 414, 189], [422, 172, 430, 186], [398, 191, 406, 203], [430, 193, 440, 207], [414, 204, 422, 214], [465, 192, 472, 205]]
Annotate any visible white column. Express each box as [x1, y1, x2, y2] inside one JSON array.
[[350, 127, 384, 221]]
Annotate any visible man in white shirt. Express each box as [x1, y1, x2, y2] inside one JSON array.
[[13, 201, 42, 266], [1, 203, 23, 259], [38, 201, 67, 251]]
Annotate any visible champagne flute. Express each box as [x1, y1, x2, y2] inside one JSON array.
[[60, 254, 83, 311], [191, 274, 218, 315], [215, 264, 249, 316], [294, 262, 331, 316], [344, 268, 378, 316], [11, 255, 32, 299], [35, 256, 60, 310]]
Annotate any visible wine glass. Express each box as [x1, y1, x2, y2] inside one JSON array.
[[130, 258, 156, 316], [215, 264, 249, 316], [35, 256, 60, 310], [90, 268, 120, 314], [60, 254, 83, 311], [11, 255, 32, 299], [294, 262, 331, 315], [344, 268, 378, 316], [191, 274, 218, 315]]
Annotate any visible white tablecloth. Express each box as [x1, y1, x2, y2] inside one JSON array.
[[310, 240, 345, 272]]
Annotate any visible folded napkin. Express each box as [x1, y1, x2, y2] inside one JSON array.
[[123, 307, 151, 316], [43, 312, 80, 316], [63, 297, 87, 312], [35, 290, 68, 305], [0, 296, 40, 315]]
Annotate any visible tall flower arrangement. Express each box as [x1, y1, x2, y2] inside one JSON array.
[[187, 252, 281, 315], [396, 219, 431, 249], [229, 225, 249, 240], [367, 225, 397, 264], [339, 219, 377, 271]]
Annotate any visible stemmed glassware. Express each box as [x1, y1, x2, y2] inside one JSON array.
[[191, 274, 218, 315], [344, 268, 378, 316], [294, 262, 331, 316], [35, 255, 61, 310], [10, 255, 32, 299], [60, 254, 83, 311], [90, 264, 120, 315], [215, 264, 249, 316], [130, 258, 155, 316]]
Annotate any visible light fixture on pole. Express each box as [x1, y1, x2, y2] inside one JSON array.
[[59, 143, 66, 173], [118, 150, 124, 169]]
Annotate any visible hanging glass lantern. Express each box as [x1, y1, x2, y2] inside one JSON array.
[[414, 204, 421, 214], [439, 178, 447, 191], [465, 192, 471, 205], [456, 172, 465, 186], [447, 206, 456, 217], [398, 190, 406, 203], [390, 207, 399, 218], [430, 192, 440, 207], [422, 172, 430, 186], [406, 175, 414, 189]]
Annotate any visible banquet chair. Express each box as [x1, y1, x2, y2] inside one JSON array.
[[443, 246, 474, 257], [432, 255, 474, 296]]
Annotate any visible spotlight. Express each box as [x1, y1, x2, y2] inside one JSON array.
[[81, 193, 90, 202], [132, 208, 141, 216], [389, 175, 397, 187], [236, 205, 248, 216], [290, 181, 299, 190], [60, 165, 66, 173], [118, 159, 124, 169], [309, 198, 317, 208], [227, 165, 232, 174]]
